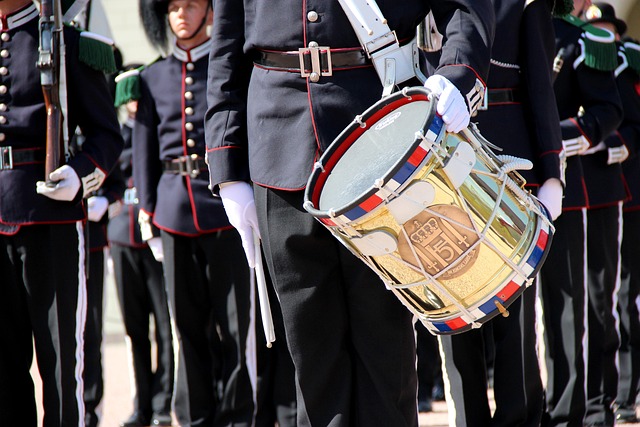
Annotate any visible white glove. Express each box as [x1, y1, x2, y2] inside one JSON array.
[[607, 145, 629, 165], [138, 210, 155, 242], [424, 74, 470, 133], [220, 181, 261, 268], [87, 196, 109, 222], [562, 136, 590, 157], [147, 237, 164, 262], [108, 200, 123, 219], [537, 178, 563, 221], [36, 165, 81, 201]]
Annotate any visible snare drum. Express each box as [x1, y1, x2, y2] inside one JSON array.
[[303, 86, 553, 335]]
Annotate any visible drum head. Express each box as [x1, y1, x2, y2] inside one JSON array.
[[318, 100, 433, 212]]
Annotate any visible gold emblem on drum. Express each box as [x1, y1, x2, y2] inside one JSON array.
[[397, 205, 479, 279]]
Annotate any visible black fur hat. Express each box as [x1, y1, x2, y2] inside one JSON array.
[[139, 0, 171, 51]]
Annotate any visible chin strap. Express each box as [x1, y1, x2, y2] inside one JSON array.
[[173, 1, 210, 43]]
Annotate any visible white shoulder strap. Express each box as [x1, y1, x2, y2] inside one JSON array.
[[338, 0, 425, 95]]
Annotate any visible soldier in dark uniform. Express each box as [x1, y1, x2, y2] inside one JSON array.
[[109, 80, 175, 427], [123, 0, 255, 425], [586, 4, 640, 423], [436, 0, 566, 425], [205, 0, 494, 425], [0, 0, 123, 425], [541, 1, 623, 425]]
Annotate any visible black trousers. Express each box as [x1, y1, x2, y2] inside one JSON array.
[[111, 243, 174, 418], [440, 284, 543, 427], [252, 258, 298, 427], [254, 186, 418, 427], [617, 209, 640, 410], [84, 248, 105, 427], [585, 204, 622, 426], [0, 223, 86, 427], [539, 209, 587, 427], [161, 229, 254, 427]]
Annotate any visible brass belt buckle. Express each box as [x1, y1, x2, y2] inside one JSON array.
[[179, 154, 201, 178], [298, 43, 332, 82], [123, 187, 138, 205], [0, 146, 13, 170]]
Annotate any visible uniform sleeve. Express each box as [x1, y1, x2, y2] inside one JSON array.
[[204, 0, 254, 195], [65, 30, 124, 199], [520, 0, 564, 183], [604, 66, 640, 156], [132, 76, 163, 217], [560, 46, 623, 144], [428, 0, 495, 105]]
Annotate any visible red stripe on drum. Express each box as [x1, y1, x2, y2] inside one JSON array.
[[446, 317, 468, 331], [497, 280, 520, 301], [407, 145, 428, 167], [319, 217, 336, 226], [359, 194, 384, 213], [536, 229, 549, 249]]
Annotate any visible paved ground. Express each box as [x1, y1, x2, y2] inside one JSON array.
[[30, 257, 640, 427]]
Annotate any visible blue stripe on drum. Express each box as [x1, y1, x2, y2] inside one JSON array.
[[426, 115, 444, 142]]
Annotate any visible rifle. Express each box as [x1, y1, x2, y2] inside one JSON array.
[[38, 0, 65, 185]]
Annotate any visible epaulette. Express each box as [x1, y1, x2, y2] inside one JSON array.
[[73, 28, 118, 74], [114, 67, 144, 107], [562, 15, 618, 71], [623, 41, 640, 74]]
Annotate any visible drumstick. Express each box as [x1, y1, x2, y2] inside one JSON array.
[[254, 232, 276, 347]]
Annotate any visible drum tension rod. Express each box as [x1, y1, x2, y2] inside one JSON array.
[[494, 301, 510, 318]]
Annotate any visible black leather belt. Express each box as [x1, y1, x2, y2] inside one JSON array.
[[254, 47, 371, 76], [162, 155, 207, 178], [479, 88, 522, 110], [0, 147, 46, 170]]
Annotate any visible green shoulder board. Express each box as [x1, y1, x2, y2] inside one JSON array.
[[624, 41, 640, 74], [114, 67, 143, 107], [563, 15, 618, 71], [78, 30, 117, 74]]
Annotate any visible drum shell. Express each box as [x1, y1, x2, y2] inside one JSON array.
[[305, 89, 552, 335]]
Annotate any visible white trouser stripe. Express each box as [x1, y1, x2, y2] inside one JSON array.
[[613, 203, 623, 376], [581, 208, 589, 402], [75, 221, 87, 427]]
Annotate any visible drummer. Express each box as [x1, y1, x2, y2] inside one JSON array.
[[434, 0, 566, 425], [204, 1, 494, 425]]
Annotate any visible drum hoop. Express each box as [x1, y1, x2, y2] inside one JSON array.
[[427, 216, 552, 334], [304, 87, 443, 223]]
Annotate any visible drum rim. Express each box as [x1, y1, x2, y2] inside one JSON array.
[[304, 86, 441, 220]]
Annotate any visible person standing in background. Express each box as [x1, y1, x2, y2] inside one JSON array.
[[112, 67, 175, 426], [127, 0, 256, 425], [436, 1, 566, 425], [542, 1, 623, 425], [585, 3, 640, 423]]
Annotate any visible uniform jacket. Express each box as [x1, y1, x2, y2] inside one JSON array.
[[553, 16, 624, 209], [473, 0, 563, 187], [205, 0, 495, 192], [0, 3, 124, 235], [615, 41, 640, 211], [133, 41, 231, 236], [108, 120, 148, 247]]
